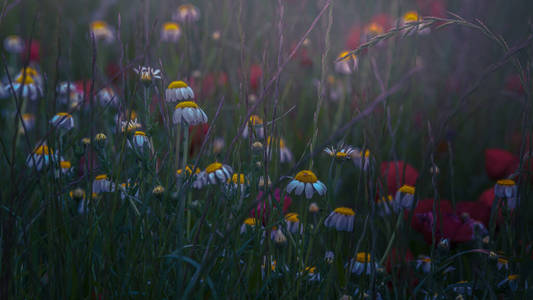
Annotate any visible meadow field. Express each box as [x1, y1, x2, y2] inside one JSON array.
[[1, 0, 533, 298]]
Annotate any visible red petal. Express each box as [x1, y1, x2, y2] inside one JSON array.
[[484, 149, 518, 180], [380, 161, 419, 196]]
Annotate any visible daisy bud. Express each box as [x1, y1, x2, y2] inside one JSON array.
[[438, 238, 450, 250], [81, 137, 91, 146], [69, 188, 86, 200], [273, 229, 287, 244], [152, 185, 165, 196], [308, 202, 319, 213]]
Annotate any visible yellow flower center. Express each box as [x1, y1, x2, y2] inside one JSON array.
[[34, 145, 52, 155], [15, 74, 34, 84], [497, 258, 509, 264], [179, 4, 196, 13], [163, 22, 180, 31], [176, 165, 200, 175], [508, 274, 519, 281], [229, 173, 246, 185], [356, 252, 371, 263], [95, 174, 108, 180], [285, 213, 300, 223], [91, 21, 108, 30], [60, 161, 71, 169], [249, 115, 263, 125], [205, 162, 223, 173], [134, 131, 146, 136], [333, 207, 355, 216], [21, 67, 38, 77], [55, 112, 71, 118], [399, 185, 415, 195], [338, 51, 356, 62], [304, 266, 316, 274], [168, 80, 188, 89], [95, 133, 107, 141], [243, 217, 257, 226], [377, 195, 393, 203], [294, 170, 318, 183], [366, 23, 384, 35], [496, 179, 516, 186], [175, 101, 199, 109], [22, 113, 34, 121], [421, 257, 431, 263], [403, 11, 419, 23], [335, 152, 348, 158]]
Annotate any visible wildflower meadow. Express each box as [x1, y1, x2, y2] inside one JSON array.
[[2, 0, 533, 298]]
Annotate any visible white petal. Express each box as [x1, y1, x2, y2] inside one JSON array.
[[286, 180, 298, 193], [305, 183, 314, 199]]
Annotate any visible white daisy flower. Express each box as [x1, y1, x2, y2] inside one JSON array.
[[324, 207, 356, 232], [497, 257, 509, 271], [204, 162, 233, 185], [54, 160, 72, 178], [240, 217, 259, 234], [497, 274, 519, 290], [134, 66, 161, 85], [324, 144, 356, 161], [90, 20, 114, 43], [226, 173, 249, 194], [161, 22, 182, 43], [4, 35, 24, 53], [324, 251, 335, 264], [97, 87, 119, 107], [11, 74, 42, 100], [266, 136, 293, 163], [351, 148, 371, 170], [415, 256, 432, 273], [172, 4, 200, 23], [494, 179, 518, 210], [172, 101, 208, 125], [376, 195, 394, 216], [49, 112, 75, 131], [92, 174, 115, 193], [284, 213, 303, 234], [286, 170, 327, 199], [26, 145, 55, 171], [393, 185, 415, 211], [347, 252, 378, 275], [127, 131, 152, 153], [19, 113, 35, 134], [401, 11, 430, 36], [166, 80, 194, 102], [299, 266, 321, 282], [242, 115, 265, 139], [335, 51, 358, 75]]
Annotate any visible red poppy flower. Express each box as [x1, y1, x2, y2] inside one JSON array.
[[189, 123, 209, 156], [484, 149, 518, 181], [380, 161, 419, 196], [504, 74, 524, 95], [200, 72, 228, 97], [410, 198, 485, 244], [345, 25, 362, 50], [385, 247, 414, 274], [416, 0, 446, 18], [249, 64, 263, 91], [411, 211, 476, 244], [22, 40, 40, 63], [106, 63, 122, 83], [251, 188, 292, 224], [456, 201, 491, 227], [371, 13, 392, 31], [78, 150, 99, 178]]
